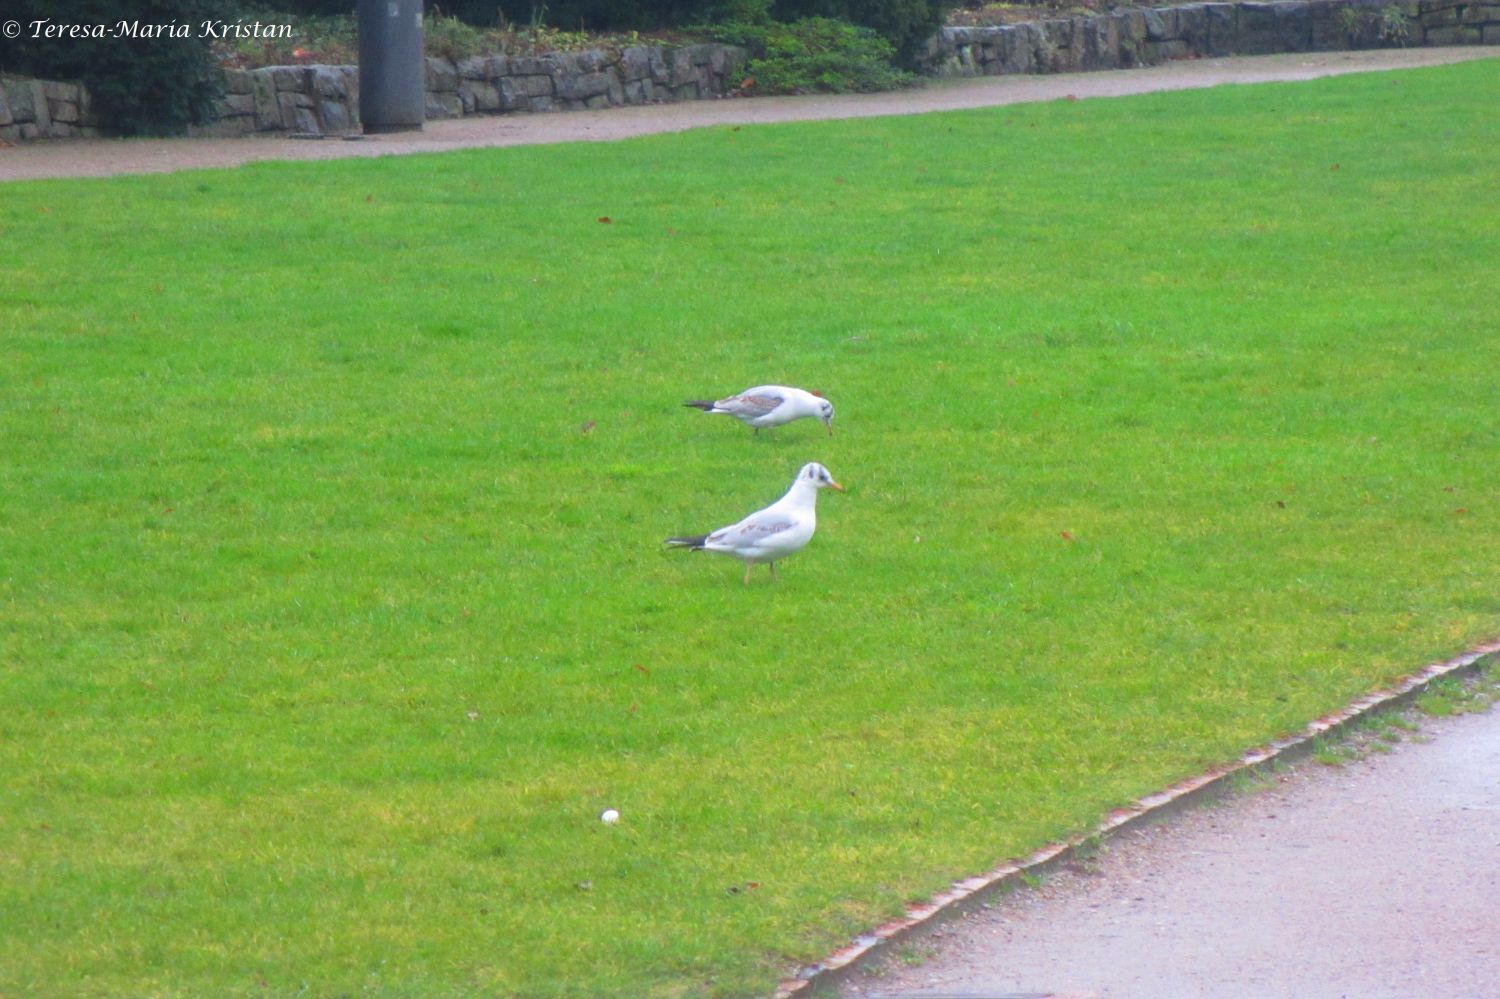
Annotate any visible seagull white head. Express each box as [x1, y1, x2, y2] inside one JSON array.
[[813, 395, 835, 434], [797, 461, 844, 492]]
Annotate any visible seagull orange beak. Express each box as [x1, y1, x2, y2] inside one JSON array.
[[829, 480, 846, 492]]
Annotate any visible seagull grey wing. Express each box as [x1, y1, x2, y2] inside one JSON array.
[[706, 511, 797, 546], [716, 392, 785, 418], [731, 515, 797, 540]]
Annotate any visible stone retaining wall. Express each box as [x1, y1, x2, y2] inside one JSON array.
[[0, 76, 102, 141], [4, 1, 1496, 141], [193, 42, 747, 138], [923, 0, 1499, 76]]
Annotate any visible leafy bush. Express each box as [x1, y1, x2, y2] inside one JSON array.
[[0, 0, 229, 135], [436, 0, 720, 31], [215, 11, 358, 68], [769, 0, 956, 65], [216, 10, 638, 68], [716, 16, 913, 94]]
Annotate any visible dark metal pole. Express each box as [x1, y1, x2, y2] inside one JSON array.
[[358, 0, 425, 133]]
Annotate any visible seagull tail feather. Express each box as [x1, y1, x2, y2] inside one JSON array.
[[664, 534, 710, 550], [682, 400, 716, 412]]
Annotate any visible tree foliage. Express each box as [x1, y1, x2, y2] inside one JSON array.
[[0, 0, 229, 136]]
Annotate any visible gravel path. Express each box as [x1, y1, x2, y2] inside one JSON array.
[[839, 698, 1500, 999], [2, 47, 1495, 182]]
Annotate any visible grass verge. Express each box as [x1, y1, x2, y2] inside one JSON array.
[[2, 60, 1498, 998]]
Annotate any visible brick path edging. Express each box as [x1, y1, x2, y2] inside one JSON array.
[[774, 637, 1500, 998]]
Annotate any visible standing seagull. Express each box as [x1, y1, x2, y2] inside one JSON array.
[[665, 462, 845, 583], [683, 385, 835, 435]]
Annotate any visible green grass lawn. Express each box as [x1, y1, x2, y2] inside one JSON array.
[[3, 60, 1498, 998]]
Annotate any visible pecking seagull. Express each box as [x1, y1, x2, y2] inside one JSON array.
[[683, 386, 834, 435], [665, 462, 845, 584]]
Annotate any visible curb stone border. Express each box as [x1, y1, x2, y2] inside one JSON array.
[[774, 637, 1500, 998]]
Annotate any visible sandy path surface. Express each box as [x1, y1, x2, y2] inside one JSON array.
[[839, 699, 1500, 999], [2, 47, 1496, 182]]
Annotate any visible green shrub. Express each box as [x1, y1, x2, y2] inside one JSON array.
[[438, 0, 721, 31], [769, 0, 955, 65], [0, 0, 228, 136], [716, 16, 914, 93]]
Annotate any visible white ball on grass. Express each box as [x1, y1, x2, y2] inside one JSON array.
[[600, 808, 620, 825]]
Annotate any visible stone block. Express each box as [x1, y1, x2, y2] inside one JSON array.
[[320, 100, 352, 132], [425, 57, 459, 92], [1234, 2, 1282, 53], [555, 70, 612, 100], [1062, 17, 1088, 69], [41, 80, 80, 103], [311, 66, 348, 100], [270, 65, 309, 91], [574, 49, 610, 73], [4, 80, 42, 125], [19, 123, 42, 140], [1420, 5, 1463, 26], [623, 79, 645, 103], [1142, 7, 1170, 40], [1175, 4, 1212, 48], [1204, 3, 1239, 55], [457, 54, 507, 79], [619, 46, 655, 82], [0, 124, 20, 142], [222, 68, 255, 94], [223, 93, 257, 116], [1275, 1, 1314, 50], [251, 70, 279, 126], [506, 55, 553, 76], [74, 83, 94, 125], [510, 74, 551, 98], [585, 94, 611, 109], [1084, 16, 1122, 69], [682, 43, 719, 67], [997, 25, 1036, 73], [530, 95, 554, 112], [1485, 22, 1500, 41], [1144, 38, 1194, 61], [669, 46, 696, 85], [277, 92, 313, 130], [426, 93, 463, 118], [496, 78, 531, 111], [1117, 8, 1147, 45], [460, 80, 501, 112], [1038, 19, 1078, 71], [0, 87, 11, 127]]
